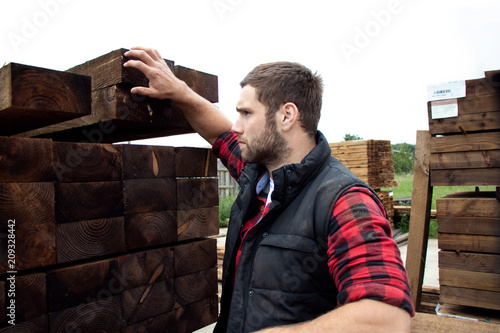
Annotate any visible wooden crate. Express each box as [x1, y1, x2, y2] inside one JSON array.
[[428, 70, 500, 136], [436, 191, 500, 311]]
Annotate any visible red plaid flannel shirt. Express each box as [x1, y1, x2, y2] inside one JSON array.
[[214, 131, 415, 316]]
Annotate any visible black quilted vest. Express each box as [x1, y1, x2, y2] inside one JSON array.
[[214, 132, 375, 333]]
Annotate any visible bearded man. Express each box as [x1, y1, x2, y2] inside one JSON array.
[[124, 47, 414, 333]]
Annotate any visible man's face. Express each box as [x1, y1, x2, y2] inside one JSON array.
[[232, 85, 289, 167]]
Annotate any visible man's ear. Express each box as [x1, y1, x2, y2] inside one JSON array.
[[279, 102, 299, 132]]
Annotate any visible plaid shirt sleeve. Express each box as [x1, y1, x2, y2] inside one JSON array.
[[327, 187, 415, 316], [212, 131, 245, 180]]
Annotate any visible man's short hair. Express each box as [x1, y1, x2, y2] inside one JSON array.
[[240, 62, 323, 138]]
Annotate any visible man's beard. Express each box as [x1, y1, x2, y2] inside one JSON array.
[[241, 119, 291, 168]]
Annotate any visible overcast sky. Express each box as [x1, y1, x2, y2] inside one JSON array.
[[2, 0, 499, 147]]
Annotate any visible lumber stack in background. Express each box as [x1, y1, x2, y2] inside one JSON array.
[[329, 139, 397, 226], [428, 69, 500, 316], [436, 191, 500, 312], [1, 49, 220, 331], [428, 70, 500, 186]]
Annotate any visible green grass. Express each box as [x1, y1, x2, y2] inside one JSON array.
[[384, 173, 496, 237], [219, 195, 236, 228]]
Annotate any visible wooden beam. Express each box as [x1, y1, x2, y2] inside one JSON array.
[[121, 279, 175, 325], [49, 296, 123, 332], [439, 251, 500, 274], [431, 168, 500, 186], [0, 182, 55, 273], [177, 178, 219, 210], [177, 207, 219, 241], [47, 258, 118, 312], [174, 296, 218, 333], [66, 48, 174, 91], [120, 144, 175, 179], [55, 217, 125, 263], [174, 267, 218, 307], [16, 273, 46, 322], [117, 247, 174, 292], [52, 141, 122, 182], [124, 211, 177, 250], [175, 147, 217, 178], [440, 286, 500, 311], [173, 239, 217, 277], [123, 178, 176, 215], [0, 63, 91, 135], [55, 181, 123, 223], [411, 312, 500, 332], [0, 137, 53, 182], [405, 131, 433, 312]]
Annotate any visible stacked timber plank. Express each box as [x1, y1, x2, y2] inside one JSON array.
[[428, 69, 500, 313], [8, 48, 218, 143], [436, 191, 500, 311], [329, 140, 398, 225], [428, 70, 500, 186], [0, 138, 219, 331], [0, 49, 220, 332]]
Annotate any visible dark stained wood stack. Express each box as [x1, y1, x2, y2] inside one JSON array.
[[11, 48, 218, 143], [329, 140, 398, 226], [0, 49, 220, 331], [428, 69, 500, 313], [436, 191, 500, 311]]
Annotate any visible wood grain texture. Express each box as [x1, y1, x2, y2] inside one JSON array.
[[124, 211, 177, 250], [405, 131, 432, 311], [438, 233, 500, 254], [121, 279, 175, 325], [123, 178, 176, 215], [0, 137, 53, 182], [174, 65, 219, 103], [0, 63, 91, 135], [18, 85, 194, 143], [439, 251, 500, 274], [15, 273, 46, 322], [174, 267, 218, 307], [117, 247, 174, 291], [123, 310, 177, 333], [431, 168, 500, 186], [52, 141, 122, 182], [440, 286, 500, 311], [177, 207, 219, 241], [55, 181, 123, 223], [0, 182, 55, 273], [174, 147, 217, 178], [174, 296, 218, 333], [49, 296, 123, 333], [55, 217, 125, 263], [430, 132, 500, 154], [174, 238, 217, 277], [47, 258, 118, 312], [430, 150, 500, 170], [66, 48, 174, 91], [440, 268, 500, 292], [0, 314, 48, 332], [176, 178, 219, 210], [121, 144, 175, 179], [411, 312, 500, 333]]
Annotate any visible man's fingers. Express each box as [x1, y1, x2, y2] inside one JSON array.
[[130, 86, 153, 97], [123, 58, 151, 75], [124, 48, 157, 66]]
